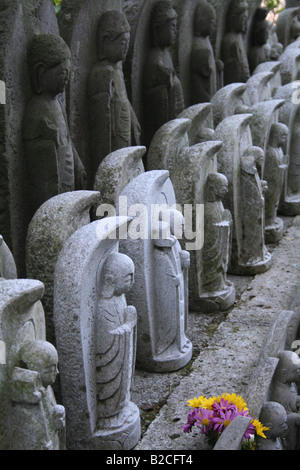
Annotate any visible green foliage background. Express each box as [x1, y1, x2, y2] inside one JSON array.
[[52, 0, 62, 14]]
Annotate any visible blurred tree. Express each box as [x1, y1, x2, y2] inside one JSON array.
[[52, 0, 62, 15], [261, 0, 285, 23]]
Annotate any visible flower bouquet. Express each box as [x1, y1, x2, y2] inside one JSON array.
[[181, 393, 269, 449]]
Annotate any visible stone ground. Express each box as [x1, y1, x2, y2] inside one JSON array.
[[130, 215, 300, 450]]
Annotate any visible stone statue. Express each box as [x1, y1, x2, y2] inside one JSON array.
[[240, 151, 267, 268], [256, 401, 288, 450], [143, 1, 184, 147], [248, 7, 271, 73], [190, 0, 223, 104], [276, 7, 300, 49], [221, 0, 250, 85], [87, 10, 141, 178], [23, 34, 87, 217], [200, 172, 235, 312], [53, 217, 140, 449], [95, 252, 137, 426], [0, 235, 17, 279], [11, 340, 65, 450], [264, 123, 289, 243], [152, 210, 191, 361], [270, 350, 300, 450]]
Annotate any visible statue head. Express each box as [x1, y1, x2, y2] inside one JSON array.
[[194, 1, 216, 38], [290, 9, 300, 43], [20, 340, 59, 387], [269, 122, 288, 149], [274, 350, 300, 385], [97, 10, 130, 63], [150, 1, 177, 47], [252, 7, 270, 47], [227, 0, 248, 34], [259, 401, 288, 440], [98, 252, 135, 298], [27, 34, 71, 96], [206, 172, 228, 202]]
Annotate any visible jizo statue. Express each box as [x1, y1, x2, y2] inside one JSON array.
[[221, 0, 250, 85], [95, 252, 137, 426], [23, 34, 87, 217], [143, 1, 185, 147], [191, 0, 223, 104], [87, 10, 141, 178]]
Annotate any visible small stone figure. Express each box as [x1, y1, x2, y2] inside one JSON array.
[[276, 7, 300, 49], [190, 0, 223, 104], [248, 7, 271, 73], [23, 34, 87, 217], [11, 340, 65, 450], [256, 402, 288, 450], [87, 11, 141, 178], [221, 0, 250, 85], [95, 252, 137, 426], [152, 210, 191, 361], [240, 151, 267, 268], [270, 350, 300, 450], [264, 123, 289, 243], [143, 1, 184, 147], [201, 173, 235, 312]]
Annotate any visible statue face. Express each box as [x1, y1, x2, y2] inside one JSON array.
[[102, 31, 130, 63], [39, 361, 59, 387], [155, 18, 177, 47], [114, 270, 134, 296], [291, 16, 300, 41], [40, 58, 71, 97], [216, 178, 228, 199], [195, 12, 216, 38], [231, 9, 248, 34]]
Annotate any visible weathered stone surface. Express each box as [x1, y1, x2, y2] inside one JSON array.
[[253, 61, 282, 97], [53, 216, 140, 450], [178, 103, 215, 145], [93, 146, 145, 210], [0, 235, 17, 279], [26, 191, 100, 345], [211, 82, 248, 128], [213, 415, 252, 450], [279, 47, 300, 85]]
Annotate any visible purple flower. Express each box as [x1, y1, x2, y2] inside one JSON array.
[[181, 408, 199, 433], [195, 408, 214, 434], [212, 408, 239, 433]]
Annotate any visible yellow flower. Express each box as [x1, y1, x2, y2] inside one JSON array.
[[187, 395, 216, 409], [220, 393, 249, 412], [252, 419, 269, 438]]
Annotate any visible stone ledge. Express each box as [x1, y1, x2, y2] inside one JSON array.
[[133, 216, 300, 450]]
